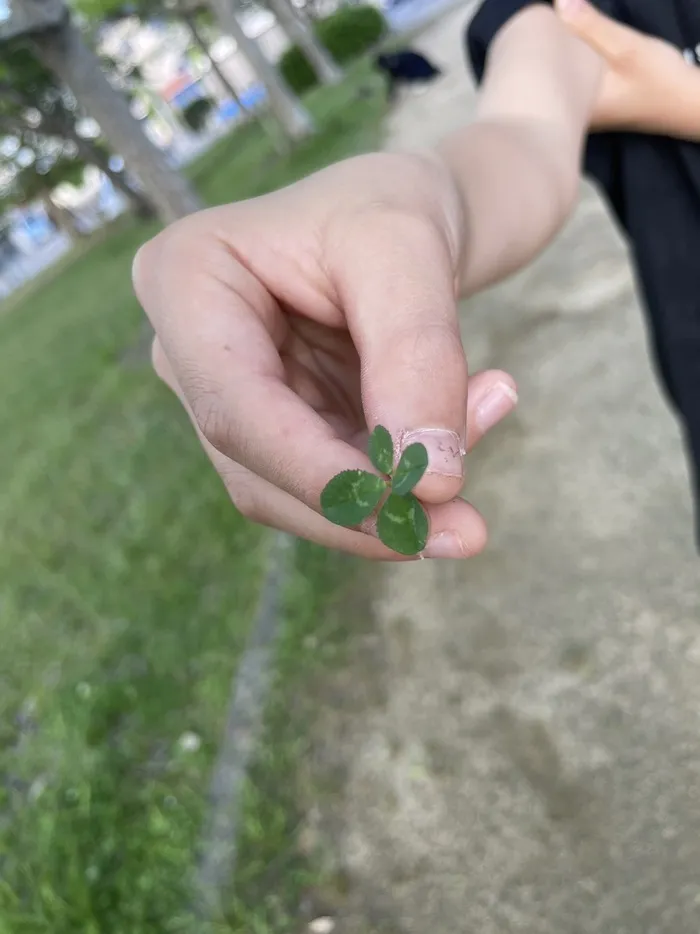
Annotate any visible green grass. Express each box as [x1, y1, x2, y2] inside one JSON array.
[[0, 64, 386, 934], [226, 543, 367, 933]]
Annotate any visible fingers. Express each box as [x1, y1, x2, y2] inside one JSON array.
[[327, 208, 469, 505], [136, 203, 515, 544], [135, 218, 376, 514], [210, 455, 489, 561], [555, 0, 636, 61], [464, 369, 518, 451], [153, 339, 515, 559]]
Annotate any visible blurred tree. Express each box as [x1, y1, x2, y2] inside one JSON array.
[[95, 0, 253, 119], [78, 0, 316, 141], [180, 94, 213, 130], [264, 0, 341, 86], [0, 130, 91, 237], [0, 45, 156, 217], [174, 2, 251, 113], [205, 0, 315, 140], [1, 0, 203, 223]]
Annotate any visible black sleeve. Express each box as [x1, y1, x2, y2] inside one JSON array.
[[465, 0, 627, 229]]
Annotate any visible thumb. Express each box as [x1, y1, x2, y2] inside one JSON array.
[[330, 209, 468, 504], [556, 0, 635, 63]]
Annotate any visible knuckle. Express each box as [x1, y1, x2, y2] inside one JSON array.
[[367, 205, 444, 254], [131, 216, 200, 306], [396, 321, 466, 380], [393, 209, 444, 249], [193, 394, 228, 454]]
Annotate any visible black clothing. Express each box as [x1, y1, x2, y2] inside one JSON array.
[[375, 50, 443, 100], [468, 0, 700, 546]]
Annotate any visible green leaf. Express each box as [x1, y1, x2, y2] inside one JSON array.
[[320, 470, 387, 528], [377, 492, 429, 556], [391, 442, 429, 496], [368, 425, 394, 475]]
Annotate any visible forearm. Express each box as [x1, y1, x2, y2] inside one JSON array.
[[438, 5, 602, 295], [439, 117, 584, 294], [654, 71, 700, 141]]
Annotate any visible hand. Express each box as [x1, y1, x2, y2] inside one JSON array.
[[555, 0, 693, 135], [133, 152, 518, 560]]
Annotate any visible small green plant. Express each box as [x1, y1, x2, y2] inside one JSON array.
[[320, 426, 429, 555], [182, 97, 214, 132], [279, 5, 387, 94]]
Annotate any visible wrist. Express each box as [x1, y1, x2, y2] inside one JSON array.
[[644, 63, 700, 141], [435, 117, 581, 295], [593, 44, 700, 140]]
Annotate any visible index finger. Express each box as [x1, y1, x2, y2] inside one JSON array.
[[133, 215, 376, 513]]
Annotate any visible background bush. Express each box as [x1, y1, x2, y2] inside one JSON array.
[[280, 5, 387, 94], [182, 96, 214, 132]]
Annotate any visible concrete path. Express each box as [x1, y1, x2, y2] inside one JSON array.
[[305, 6, 700, 933]]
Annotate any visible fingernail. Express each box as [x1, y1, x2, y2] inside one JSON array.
[[476, 381, 518, 433], [423, 531, 466, 559], [399, 428, 464, 479]]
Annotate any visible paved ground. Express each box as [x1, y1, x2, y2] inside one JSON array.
[[304, 6, 700, 933]]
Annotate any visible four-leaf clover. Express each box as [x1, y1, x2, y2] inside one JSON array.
[[320, 426, 430, 555]]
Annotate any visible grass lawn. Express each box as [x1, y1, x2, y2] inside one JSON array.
[[0, 64, 385, 934]]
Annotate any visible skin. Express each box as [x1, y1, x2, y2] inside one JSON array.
[[556, 0, 700, 140], [135, 1, 700, 560]]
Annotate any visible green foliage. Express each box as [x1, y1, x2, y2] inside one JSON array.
[[35, 158, 85, 192], [72, 0, 139, 20], [181, 96, 214, 132], [377, 491, 429, 555], [320, 469, 387, 527], [321, 426, 429, 555], [0, 42, 57, 100], [392, 442, 429, 496], [0, 43, 107, 209], [0, 65, 388, 934], [2, 145, 86, 207], [280, 5, 387, 94], [368, 423, 393, 475]]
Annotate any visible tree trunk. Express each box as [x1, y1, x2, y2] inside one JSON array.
[[267, 0, 342, 85], [45, 110, 156, 218], [74, 135, 156, 219], [205, 0, 314, 142], [182, 9, 247, 111], [0, 93, 156, 219], [43, 194, 85, 239], [31, 15, 202, 224], [182, 8, 289, 154]]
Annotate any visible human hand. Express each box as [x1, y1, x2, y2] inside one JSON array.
[[133, 152, 518, 560], [555, 0, 695, 136]]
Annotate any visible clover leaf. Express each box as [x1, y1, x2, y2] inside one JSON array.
[[391, 442, 429, 496], [319, 469, 387, 528], [320, 427, 431, 556], [376, 492, 429, 556]]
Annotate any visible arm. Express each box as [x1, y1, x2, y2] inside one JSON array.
[[556, 0, 700, 141], [134, 5, 605, 557], [438, 4, 603, 294]]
